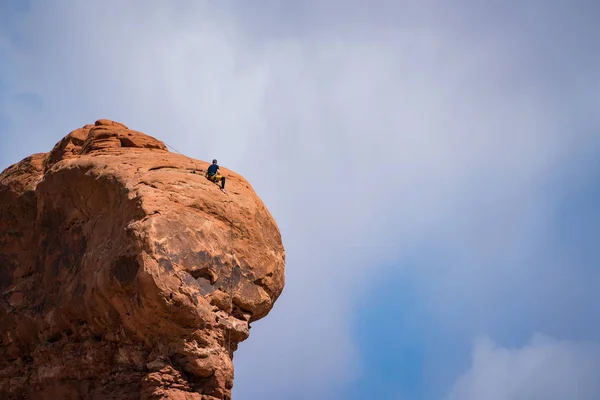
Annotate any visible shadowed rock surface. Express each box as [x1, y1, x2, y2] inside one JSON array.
[[0, 120, 285, 399]]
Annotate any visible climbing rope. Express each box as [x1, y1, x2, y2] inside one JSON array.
[[161, 140, 203, 173], [162, 139, 237, 356], [225, 199, 236, 357], [162, 140, 185, 156]]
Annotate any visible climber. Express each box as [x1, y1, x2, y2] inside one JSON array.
[[206, 159, 226, 192]]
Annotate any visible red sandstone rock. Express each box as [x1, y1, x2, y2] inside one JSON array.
[[0, 120, 285, 399]]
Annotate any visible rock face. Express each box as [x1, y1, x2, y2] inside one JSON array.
[[0, 120, 285, 399]]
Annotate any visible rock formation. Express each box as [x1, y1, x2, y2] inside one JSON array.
[[0, 120, 285, 399]]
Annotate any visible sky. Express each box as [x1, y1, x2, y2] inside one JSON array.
[[1, 1, 600, 399]]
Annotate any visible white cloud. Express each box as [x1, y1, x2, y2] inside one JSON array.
[[448, 334, 600, 400]]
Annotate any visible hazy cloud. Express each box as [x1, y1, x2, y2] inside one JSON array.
[[449, 335, 600, 400]]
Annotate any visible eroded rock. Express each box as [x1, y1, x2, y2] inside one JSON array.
[[0, 120, 285, 399]]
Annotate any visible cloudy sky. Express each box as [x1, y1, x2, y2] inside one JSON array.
[[2, 1, 600, 399]]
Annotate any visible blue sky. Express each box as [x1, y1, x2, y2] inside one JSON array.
[[2, 1, 600, 399]]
